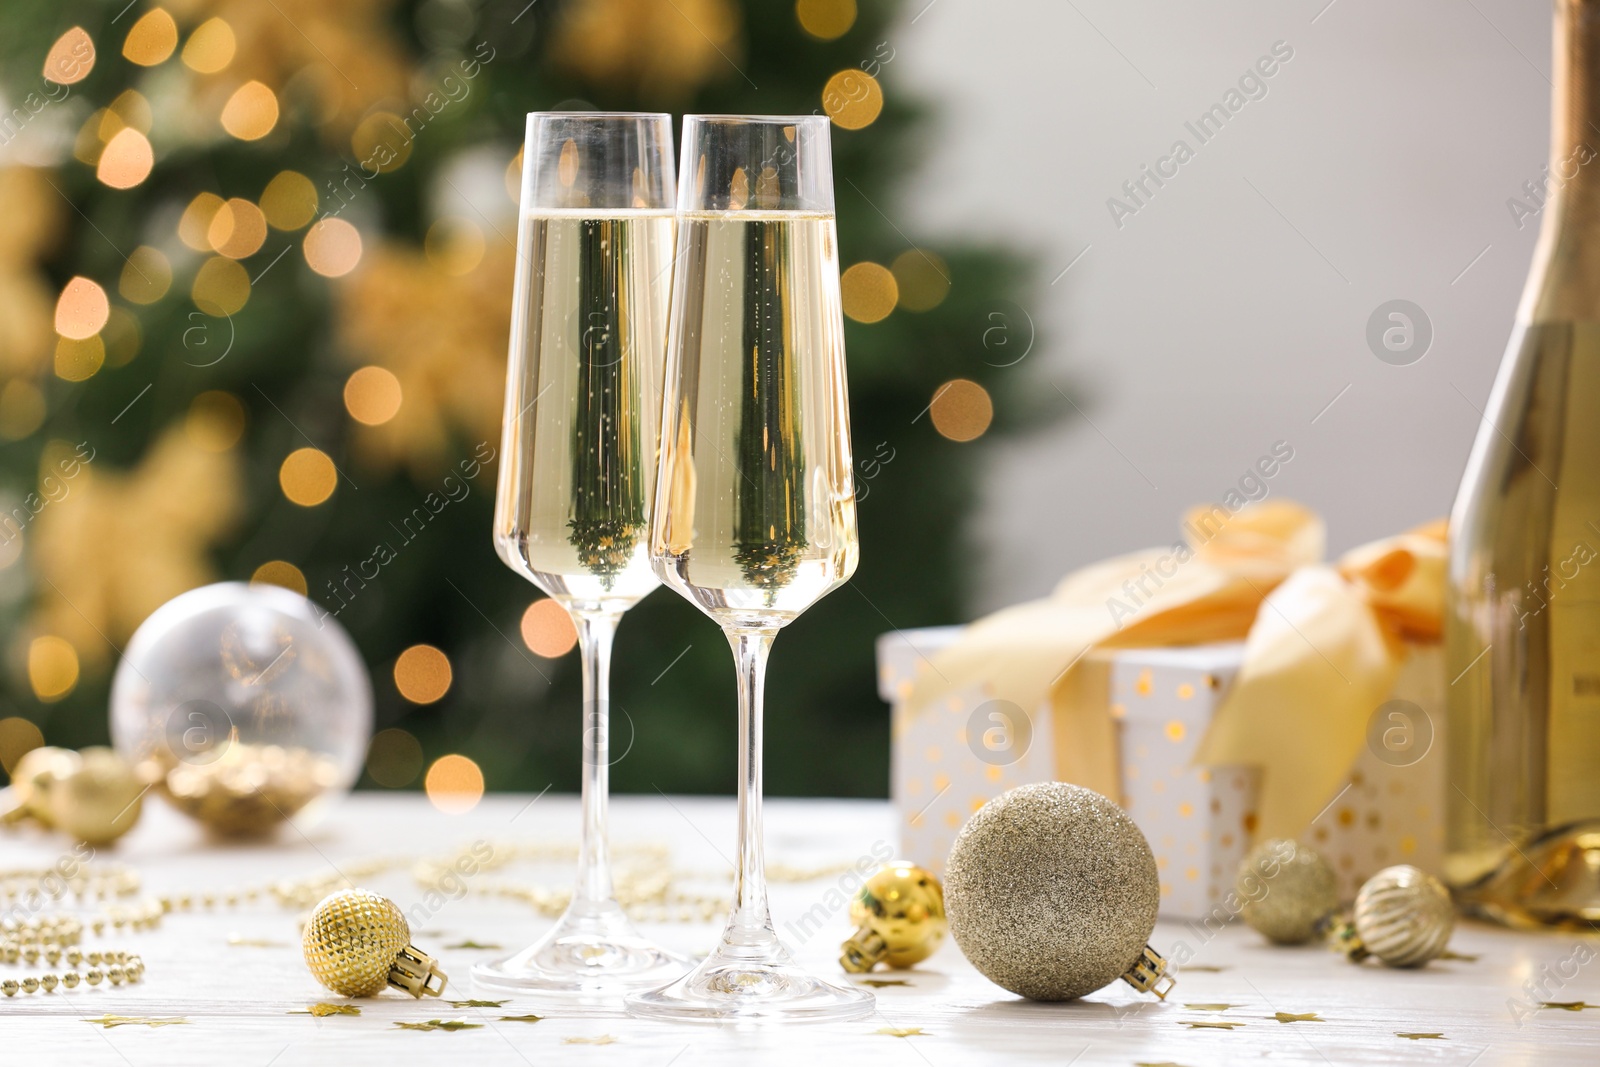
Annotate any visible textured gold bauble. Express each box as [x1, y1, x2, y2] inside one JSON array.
[[1344, 864, 1455, 968], [1237, 838, 1338, 945], [943, 782, 1172, 1001], [4, 747, 82, 828], [840, 861, 947, 972], [302, 889, 447, 998]]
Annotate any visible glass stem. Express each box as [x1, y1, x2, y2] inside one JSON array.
[[726, 627, 777, 944], [573, 609, 622, 908]]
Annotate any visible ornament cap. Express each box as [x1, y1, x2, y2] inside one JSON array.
[[1120, 944, 1174, 1000], [1326, 914, 1370, 962], [389, 945, 447, 998], [839, 928, 888, 973]]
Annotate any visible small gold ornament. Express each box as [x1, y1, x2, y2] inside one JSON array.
[[2, 746, 82, 828], [839, 861, 947, 973], [302, 889, 447, 998], [1331, 864, 1454, 968], [1236, 838, 1338, 945], [1, 747, 144, 844], [944, 782, 1173, 1001], [51, 748, 145, 846]]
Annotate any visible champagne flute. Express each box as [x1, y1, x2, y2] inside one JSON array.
[[478, 112, 690, 996], [626, 115, 872, 1022]]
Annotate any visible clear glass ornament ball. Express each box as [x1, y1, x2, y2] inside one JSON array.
[[110, 582, 372, 835]]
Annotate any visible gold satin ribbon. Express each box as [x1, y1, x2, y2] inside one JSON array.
[[908, 500, 1446, 839]]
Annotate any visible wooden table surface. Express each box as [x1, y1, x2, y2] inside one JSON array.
[[3, 792, 1596, 1065]]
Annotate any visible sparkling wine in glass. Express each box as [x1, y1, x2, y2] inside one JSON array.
[[626, 115, 871, 1022], [477, 112, 690, 997]]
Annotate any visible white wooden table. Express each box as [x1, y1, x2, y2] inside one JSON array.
[[5, 793, 1597, 1065]]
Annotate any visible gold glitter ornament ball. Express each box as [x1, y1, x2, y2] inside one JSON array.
[[1351, 865, 1454, 968], [944, 782, 1161, 1001], [1237, 838, 1338, 945], [303, 889, 447, 997]]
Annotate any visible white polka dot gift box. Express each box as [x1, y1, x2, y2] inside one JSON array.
[[879, 628, 1446, 918]]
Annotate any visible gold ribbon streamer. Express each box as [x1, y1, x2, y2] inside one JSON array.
[[908, 501, 1445, 840]]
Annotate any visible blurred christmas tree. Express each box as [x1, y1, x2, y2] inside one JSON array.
[[0, 0, 1046, 798]]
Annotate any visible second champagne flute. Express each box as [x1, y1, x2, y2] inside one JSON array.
[[478, 112, 690, 997], [627, 115, 873, 1022]]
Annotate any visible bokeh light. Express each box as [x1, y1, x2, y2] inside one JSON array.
[[179, 192, 226, 251], [55, 276, 109, 340], [43, 27, 95, 85], [53, 337, 105, 382], [279, 448, 338, 507], [0, 717, 45, 775], [822, 69, 883, 130], [182, 17, 236, 74], [367, 728, 424, 788], [929, 379, 994, 442], [102, 307, 141, 367], [351, 112, 413, 174], [891, 248, 951, 311], [260, 171, 318, 230], [120, 246, 172, 304], [186, 391, 246, 452], [521, 599, 578, 657], [0, 382, 46, 441], [221, 81, 279, 141], [208, 198, 268, 259], [424, 217, 485, 276], [28, 636, 80, 702], [840, 261, 898, 323], [796, 0, 857, 39], [395, 644, 453, 704], [425, 754, 483, 814], [54, 336, 105, 382], [191, 256, 251, 316], [250, 560, 307, 596], [123, 8, 178, 66], [103, 90, 153, 137], [97, 128, 153, 189], [344, 366, 403, 426], [505, 146, 524, 202], [304, 218, 363, 277]]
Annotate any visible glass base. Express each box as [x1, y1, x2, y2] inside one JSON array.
[[625, 931, 875, 1023], [472, 898, 692, 997]]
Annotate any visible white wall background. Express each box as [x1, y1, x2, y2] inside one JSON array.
[[889, 0, 1550, 613]]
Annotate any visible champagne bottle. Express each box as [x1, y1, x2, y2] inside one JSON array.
[[1446, 0, 1600, 927]]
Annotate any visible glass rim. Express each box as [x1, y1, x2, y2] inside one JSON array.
[[524, 110, 673, 121], [683, 113, 831, 127]]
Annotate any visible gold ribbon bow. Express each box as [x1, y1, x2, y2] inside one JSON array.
[[908, 500, 1446, 839]]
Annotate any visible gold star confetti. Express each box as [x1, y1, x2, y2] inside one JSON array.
[[876, 1027, 925, 1037], [84, 1016, 190, 1029], [860, 978, 911, 988], [1439, 950, 1479, 962], [1184, 1003, 1236, 1012], [1274, 1012, 1322, 1023], [499, 1014, 543, 1024], [445, 940, 502, 950], [1544, 1002, 1597, 1011], [1397, 1033, 1445, 1041], [291, 1004, 360, 1017], [1182, 1021, 1244, 1030], [563, 1035, 618, 1045], [446, 1000, 506, 1008], [394, 1019, 483, 1032]]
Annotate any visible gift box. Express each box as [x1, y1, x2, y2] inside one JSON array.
[[881, 627, 1446, 918]]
